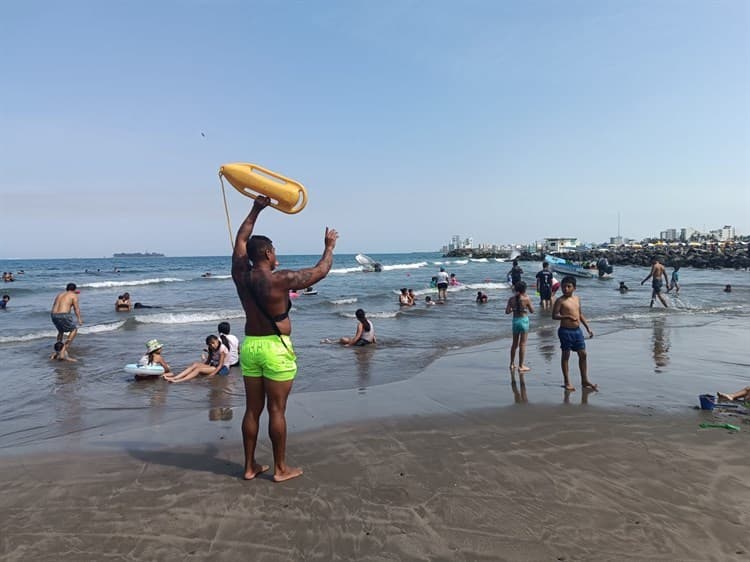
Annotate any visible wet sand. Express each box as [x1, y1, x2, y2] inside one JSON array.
[[1, 406, 748, 561], [2, 320, 750, 560]]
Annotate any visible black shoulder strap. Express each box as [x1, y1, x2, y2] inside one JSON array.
[[245, 272, 292, 353]]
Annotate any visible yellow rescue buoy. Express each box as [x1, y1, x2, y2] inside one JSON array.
[[218, 163, 307, 214]]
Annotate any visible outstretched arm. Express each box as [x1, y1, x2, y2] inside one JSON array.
[[275, 227, 339, 290]]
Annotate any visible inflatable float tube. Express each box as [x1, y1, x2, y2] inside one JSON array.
[[124, 364, 165, 378]]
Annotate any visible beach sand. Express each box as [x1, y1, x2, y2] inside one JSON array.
[[2, 321, 750, 561], [1, 407, 748, 561]]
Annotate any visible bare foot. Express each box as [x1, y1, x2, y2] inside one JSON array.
[[519, 365, 531, 372], [243, 463, 270, 480], [564, 384, 576, 391], [509, 364, 516, 372], [273, 466, 303, 483], [717, 392, 733, 401], [582, 382, 598, 391]]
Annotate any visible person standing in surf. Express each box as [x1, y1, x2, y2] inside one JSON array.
[[50, 283, 82, 357], [535, 261, 554, 311], [641, 257, 669, 308], [436, 267, 450, 301], [232, 195, 338, 483]]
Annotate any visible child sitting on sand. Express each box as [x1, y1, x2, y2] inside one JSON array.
[[505, 281, 533, 372], [164, 335, 228, 383], [552, 276, 597, 392]]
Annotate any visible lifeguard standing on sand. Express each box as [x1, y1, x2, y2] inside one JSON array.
[[232, 195, 338, 482]]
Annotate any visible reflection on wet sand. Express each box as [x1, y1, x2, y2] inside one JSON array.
[[536, 325, 557, 364], [126, 376, 169, 425], [355, 347, 374, 394], [53, 363, 83, 437], [651, 317, 671, 372], [208, 375, 234, 421], [563, 386, 596, 405], [510, 371, 528, 404]]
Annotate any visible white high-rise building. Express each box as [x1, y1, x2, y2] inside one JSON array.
[[720, 225, 735, 241]]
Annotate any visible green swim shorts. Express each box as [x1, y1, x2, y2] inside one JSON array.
[[240, 335, 297, 382]]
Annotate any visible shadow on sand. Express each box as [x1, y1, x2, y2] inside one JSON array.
[[127, 444, 244, 478]]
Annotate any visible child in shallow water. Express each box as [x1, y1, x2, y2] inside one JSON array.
[[135, 339, 170, 378], [164, 335, 228, 383], [50, 341, 76, 362]]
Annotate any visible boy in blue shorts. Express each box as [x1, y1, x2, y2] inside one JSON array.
[[552, 276, 597, 392]]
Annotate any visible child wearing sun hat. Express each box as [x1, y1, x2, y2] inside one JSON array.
[[137, 339, 171, 375]]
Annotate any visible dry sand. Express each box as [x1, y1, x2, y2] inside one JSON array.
[[1, 405, 748, 561]]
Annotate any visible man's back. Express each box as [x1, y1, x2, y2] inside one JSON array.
[[51, 291, 76, 314], [537, 269, 553, 288]]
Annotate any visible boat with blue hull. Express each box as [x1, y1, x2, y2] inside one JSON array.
[[545, 255, 594, 279]]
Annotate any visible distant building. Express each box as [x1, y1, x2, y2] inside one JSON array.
[[543, 237, 580, 253], [660, 229, 678, 241], [720, 225, 735, 241], [680, 227, 695, 242]]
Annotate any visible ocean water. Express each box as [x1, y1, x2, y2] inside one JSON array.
[[0, 253, 748, 452]]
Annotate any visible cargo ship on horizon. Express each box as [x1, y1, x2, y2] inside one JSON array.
[[112, 252, 165, 258]]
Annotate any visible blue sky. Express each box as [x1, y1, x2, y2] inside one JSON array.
[[2, 0, 748, 258]]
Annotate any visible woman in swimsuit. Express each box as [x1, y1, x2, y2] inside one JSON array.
[[339, 309, 376, 347]]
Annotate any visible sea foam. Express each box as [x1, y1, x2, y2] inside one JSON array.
[[80, 277, 183, 289]]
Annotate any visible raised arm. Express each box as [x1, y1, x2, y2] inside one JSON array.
[[274, 227, 339, 290], [232, 196, 270, 279]]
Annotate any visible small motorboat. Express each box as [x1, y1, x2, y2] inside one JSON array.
[[545, 255, 594, 279], [355, 253, 383, 272]]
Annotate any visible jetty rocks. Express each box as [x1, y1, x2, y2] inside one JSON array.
[[520, 245, 750, 270]]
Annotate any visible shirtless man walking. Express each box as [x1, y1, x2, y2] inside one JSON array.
[[232, 196, 338, 483], [50, 283, 83, 354], [641, 257, 669, 308]]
